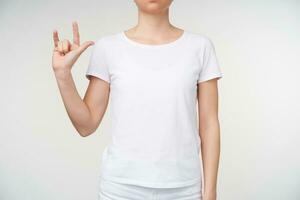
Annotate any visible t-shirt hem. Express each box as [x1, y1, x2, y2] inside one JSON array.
[[100, 175, 202, 188], [198, 73, 223, 83], [86, 71, 110, 83]]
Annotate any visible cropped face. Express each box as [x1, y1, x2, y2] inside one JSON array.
[[134, 0, 174, 14]]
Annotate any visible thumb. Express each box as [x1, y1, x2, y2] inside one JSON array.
[[76, 41, 94, 55]]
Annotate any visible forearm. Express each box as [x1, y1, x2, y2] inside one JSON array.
[[54, 69, 93, 136], [200, 121, 220, 196]]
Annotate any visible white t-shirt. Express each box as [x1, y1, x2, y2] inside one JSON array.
[[85, 30, 223, 188]]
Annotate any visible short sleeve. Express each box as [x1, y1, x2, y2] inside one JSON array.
[[85, 39, 111, 83], [197, 38, 223, 83]]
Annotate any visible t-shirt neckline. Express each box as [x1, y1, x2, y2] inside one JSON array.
[[121, 30, 187, 49]]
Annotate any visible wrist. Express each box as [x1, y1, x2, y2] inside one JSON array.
[[54, 68, 72, 80]]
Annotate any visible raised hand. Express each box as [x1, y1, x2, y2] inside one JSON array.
[[52, 21, 94, 73]]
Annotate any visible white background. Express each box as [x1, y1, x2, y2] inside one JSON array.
[[0, 0, 299, 199]]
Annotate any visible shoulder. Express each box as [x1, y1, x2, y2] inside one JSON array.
[[185, 30, 216, 48]]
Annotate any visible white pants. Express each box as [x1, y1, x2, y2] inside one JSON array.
[[98, 177, 203, 200]]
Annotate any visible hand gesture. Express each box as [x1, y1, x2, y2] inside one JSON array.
[[52, 21, 94, 72]]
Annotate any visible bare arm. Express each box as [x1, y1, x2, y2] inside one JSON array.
[[52, 21, 110, 137], [197, 78, 221, 200]]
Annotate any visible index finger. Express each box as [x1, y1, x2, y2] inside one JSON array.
[[53, 30, 59, 47], [72, 21, 80, 45]]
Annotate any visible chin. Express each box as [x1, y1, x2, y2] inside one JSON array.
[[134, 0, 173, 14]]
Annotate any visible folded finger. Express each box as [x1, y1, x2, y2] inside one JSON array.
[[62, 39, 71, 54], [58, 41, 63, 54]]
